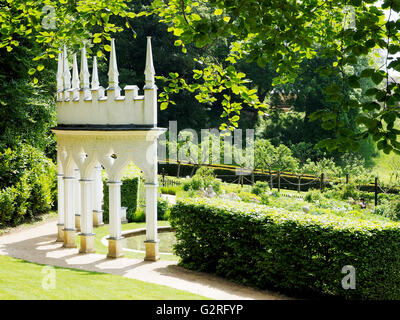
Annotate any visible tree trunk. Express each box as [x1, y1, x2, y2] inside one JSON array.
[[269, 169, 273, 190], [190, 164, 197, 177], [177, 162, 181, 178]]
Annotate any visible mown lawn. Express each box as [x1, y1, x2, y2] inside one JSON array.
[[0, 255, 209, 300]]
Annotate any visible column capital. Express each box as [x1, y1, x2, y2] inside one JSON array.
[[107, 181, 122, 186], [144, 182, 159, 187], [79, 179, 94, 183]]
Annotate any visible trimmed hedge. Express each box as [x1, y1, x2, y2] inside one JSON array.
[[103, 176, 140, 223], [169, 198, 400, 299]]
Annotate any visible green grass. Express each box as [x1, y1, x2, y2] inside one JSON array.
[[91, 220, 178, 261], [370, 150, 400, 184], [0, 255, 209, 300]]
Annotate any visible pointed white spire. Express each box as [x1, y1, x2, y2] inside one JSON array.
[[107, 38, 119, 89], [91, 56, 100, 89], [56, 49, 64, 92], [80, 43, 90, 90], [72, 53, 79, 90], [144, 36, 155, 88], [63, 45, 71, 90]]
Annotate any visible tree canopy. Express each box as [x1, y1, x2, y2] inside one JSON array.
[[1, 0, 400, 154]]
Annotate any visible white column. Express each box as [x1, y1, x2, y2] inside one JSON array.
[[80, 179, 94, 235], [56, 173, 64, 242], [56, 154, 64, 242], [63, 176, 77, 248], [107, 181, 123, 258], [144, 181, 159, 261], [145, 182, 158, 242], [92, 164, 104, 226], [79, 178, 95, 253], [74, 168, 81, 232], [108, 181, 122, 239]]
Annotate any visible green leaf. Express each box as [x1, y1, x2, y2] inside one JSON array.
[[371, 72, 384, 85], [348, 75, 360, 88], [160, 102, 168, 110]]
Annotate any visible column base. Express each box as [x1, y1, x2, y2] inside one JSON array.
[[63, 229, 77, 248], [75, 214, 81, 232], [144, 240, 160, 262], [107, 237, 124, 259], [79, 233, 96, 253], [93, 210, 104, 227], [56, 224, 64, 242]]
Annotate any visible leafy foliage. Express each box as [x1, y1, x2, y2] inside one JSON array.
[[170, 197, 400, 299], [0, 144, 56, 226]]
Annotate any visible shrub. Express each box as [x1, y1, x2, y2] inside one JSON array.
[[374, 200, 400, 221], [157, 198, 170, 220], [160, 186, 179, 195], [103, 176, 140, 223], [340, 182, 360, 200], [260, 193, 270, 205], [251, 181, 269, 196], [182, 167, 221, 193], [0, 144, 56, 227], [324, 183, 360, 201], [271, 190, 280, 197], [131, 208, 145, 222], [170, 198, 400, 299], [304, 189, 324, 203]]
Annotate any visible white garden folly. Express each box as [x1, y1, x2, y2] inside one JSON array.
[[52, 37, 165, 261]]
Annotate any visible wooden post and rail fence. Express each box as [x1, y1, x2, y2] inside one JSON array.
[[158, 160, 397, 206]]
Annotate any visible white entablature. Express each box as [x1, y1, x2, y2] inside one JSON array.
[[53, 37, 165, 260]]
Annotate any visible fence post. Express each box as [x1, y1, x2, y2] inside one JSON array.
[[320, 173, 325, 192], [278, 171, 281, 193], [162, 168, 165, 187], [375, 177, 378, 207], [298, 176, 301, 193]]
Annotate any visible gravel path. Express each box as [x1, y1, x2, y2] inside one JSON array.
[[0, 219, 290, 300]]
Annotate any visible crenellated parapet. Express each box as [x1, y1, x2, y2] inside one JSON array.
[[56, 37, 157, 128]]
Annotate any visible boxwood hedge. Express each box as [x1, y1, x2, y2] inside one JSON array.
[[169, 198, 400, 299]]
